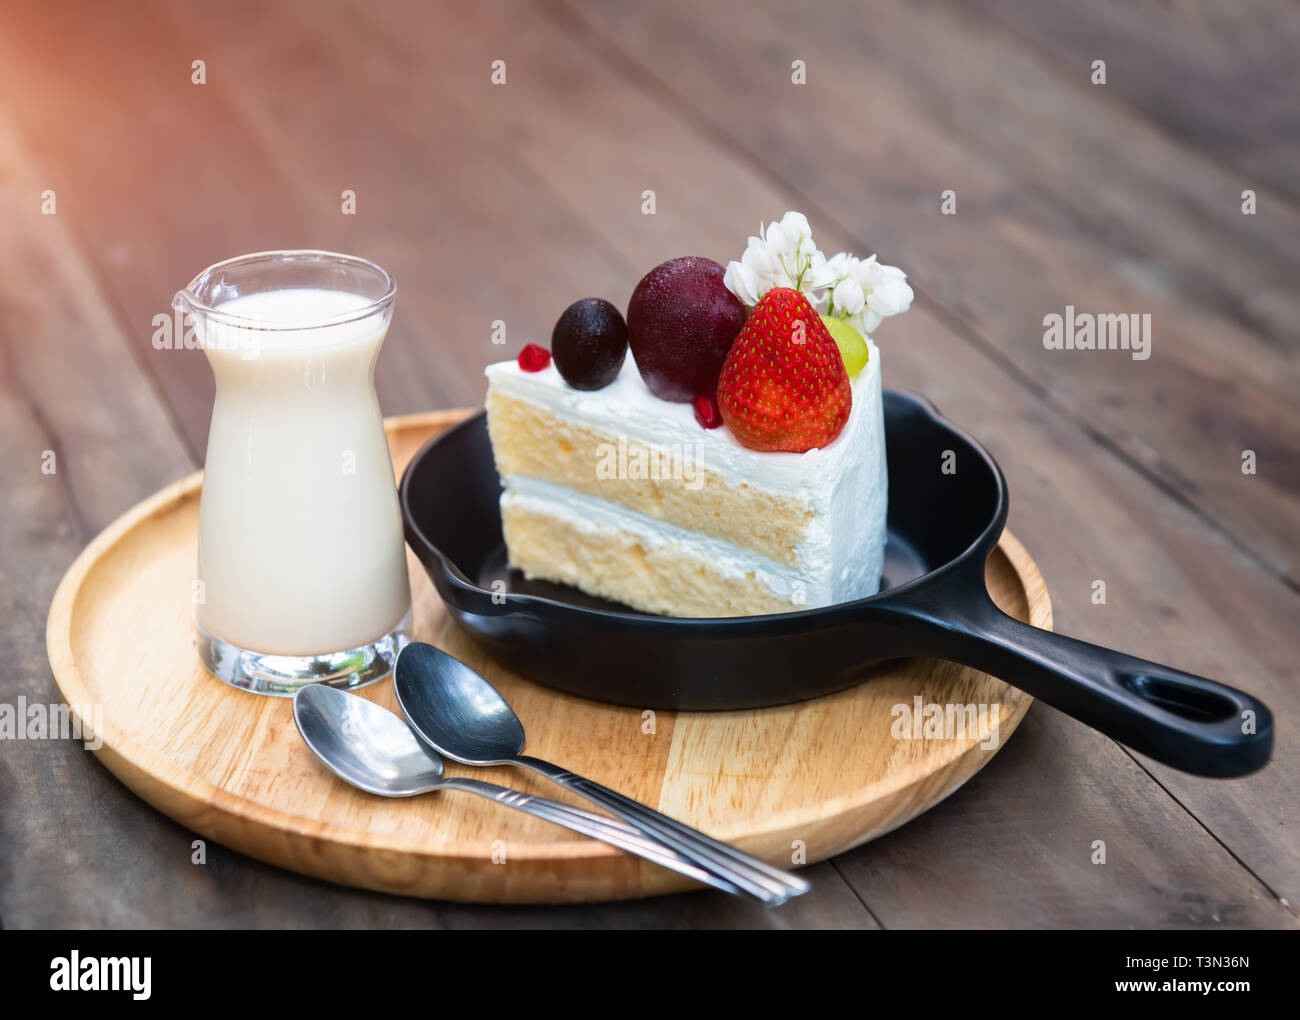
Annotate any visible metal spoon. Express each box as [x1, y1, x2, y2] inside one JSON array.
[[392, 642, 810, 902], [292, 683, 776, 903]]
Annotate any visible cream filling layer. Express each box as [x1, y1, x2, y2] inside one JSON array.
[[501, 477, 805, 604]]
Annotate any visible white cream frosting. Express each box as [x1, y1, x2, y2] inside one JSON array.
[[485, 344, 888, 607]]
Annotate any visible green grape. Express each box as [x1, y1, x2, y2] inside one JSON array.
[[820, 315, 869, 378]]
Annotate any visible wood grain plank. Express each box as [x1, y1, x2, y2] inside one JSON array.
[[0, 103, 194, 928], [0, 0, 641, 454], [0, 0, 311, 459], [564, 0, 1300, 592], [971, 0, 1300, 206], [833, 712, 1293, 929], [430, 860, 878, 928]]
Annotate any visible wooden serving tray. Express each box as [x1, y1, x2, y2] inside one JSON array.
[[46, 411, 1049, 904]]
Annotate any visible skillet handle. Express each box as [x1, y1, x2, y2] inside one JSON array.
[[937, 596, 1273, 777]]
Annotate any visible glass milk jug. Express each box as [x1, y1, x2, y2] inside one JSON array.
[[174, 250, 411, 694]]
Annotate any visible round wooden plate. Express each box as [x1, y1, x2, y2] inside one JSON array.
[[47, 411, 1050, 904]]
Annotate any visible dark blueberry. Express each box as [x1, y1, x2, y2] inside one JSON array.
[[551, 298, 628, 390]]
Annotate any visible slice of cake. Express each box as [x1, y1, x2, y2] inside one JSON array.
[[485, 212, 912, 618]]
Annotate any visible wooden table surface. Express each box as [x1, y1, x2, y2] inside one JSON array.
[[1, 0, 1296, 929]]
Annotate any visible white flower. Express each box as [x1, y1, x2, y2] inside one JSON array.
[[722, 212, 913, 338], [822, 251, 854, 278], [804, 249, 838, 291], [821, 252, 859, 316], [723, 260, 762, 307], [724, 210, 823, 306], [741, 235, 781, 282], [819, 251, 913, 335], [763, 220, 791, 260], [855, 255, 913, 318], [832, 276, 865, 316], [849, 307, 884, 336], [778, 210, 811, 241]]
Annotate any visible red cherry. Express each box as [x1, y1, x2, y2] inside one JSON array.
[[693, 392, 723, 429], [517, 343, 551, 372]]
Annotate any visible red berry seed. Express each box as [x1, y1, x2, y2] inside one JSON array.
[[517, 343, 552, 372], [693, 392, 723, 429]]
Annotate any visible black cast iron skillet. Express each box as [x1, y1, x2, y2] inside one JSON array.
[[399, 393, 1272, 778]]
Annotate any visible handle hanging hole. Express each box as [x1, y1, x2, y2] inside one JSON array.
[[1119, 674, 1238, 722]]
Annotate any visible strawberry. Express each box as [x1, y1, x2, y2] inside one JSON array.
[[716, 288, 852, 452]]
